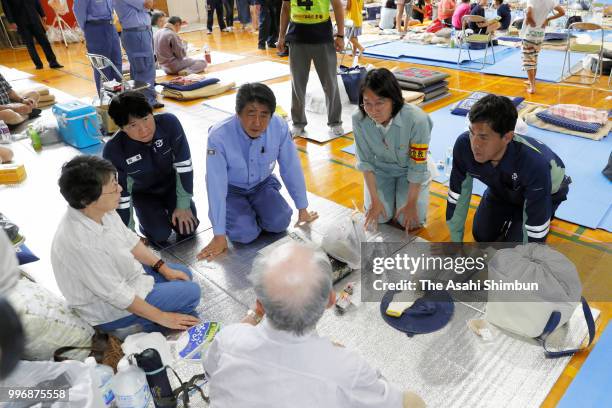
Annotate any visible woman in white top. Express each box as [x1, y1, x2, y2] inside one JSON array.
[[51, 155, 201, 334]]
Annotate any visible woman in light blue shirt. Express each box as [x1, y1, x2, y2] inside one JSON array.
[[352, 68, 433, 232]]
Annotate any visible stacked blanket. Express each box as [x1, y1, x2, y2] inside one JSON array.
[[159, 75, 235, 100], [393, 68, 450, 103], [521, 105, 611, 141]]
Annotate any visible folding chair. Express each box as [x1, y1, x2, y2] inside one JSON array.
[[457, 15, 496, 69], [561, 22, 604, 84], [86, 53, 149, 102]]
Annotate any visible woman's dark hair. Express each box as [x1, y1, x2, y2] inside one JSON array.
[[151, 11, 166, 27], [468, 94, 518, 136], [58, 155, 116, 209], [108, 91, 153, 128], [358, 68, 404, 119], [235, 83, 276, 116]]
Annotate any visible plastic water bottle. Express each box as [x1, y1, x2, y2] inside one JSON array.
[[27, 125, 42, 152], [204, 45, 211, 64], [85, 357, 115, 408], [450, 28, 456, 48], [444, 147, 453, 178], [111, 359, 153, 408]]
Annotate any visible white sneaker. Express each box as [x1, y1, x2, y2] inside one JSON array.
[[226, 27, 233, 32], [291, 125, 306, 138], [329, 125, 344, 137], [221, 28, 229, 32]]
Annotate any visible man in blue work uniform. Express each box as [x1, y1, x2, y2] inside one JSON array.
[[103, 91, 198, 245], [73, 0, 123, 94], [113, 0, 163, 108], [446, 95, 570, 243], [197, 83, 318, 260]]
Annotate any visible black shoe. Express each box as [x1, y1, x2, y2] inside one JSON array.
[[28, 108, 42, 119], [152, 102, 165, 109], [277, 49, 288, 57], [267, 42, 277, 48], [49, 63, 63, 69], [35, 64, 43, 70], [257, 44, 266, 50]]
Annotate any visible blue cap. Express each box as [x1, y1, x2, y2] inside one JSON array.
[[380, 290, 454, 336]]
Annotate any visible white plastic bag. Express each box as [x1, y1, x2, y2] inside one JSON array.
[[0, 360, 101, 407], [122, 332, 173, 366], [321, 212, 367, 269]]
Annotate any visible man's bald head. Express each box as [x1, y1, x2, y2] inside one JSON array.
[[250, 243, 333, 336]]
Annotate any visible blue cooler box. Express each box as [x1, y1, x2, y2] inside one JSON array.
[[52, 101, 102, 148]]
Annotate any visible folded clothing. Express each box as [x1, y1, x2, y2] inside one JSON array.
[[402, 90, 425, 105], [161, 78, 220, 91], [424, 87, 449, 101], [522, 106, 611, 141], [544, 32, 568, 42], [394, 67, 450, 87], [161, 81, 236, 100], [399, 80, 448, 93], [548, 104, 608, 125], [536, 110, 603, 133], [451, 91, 524, 116]]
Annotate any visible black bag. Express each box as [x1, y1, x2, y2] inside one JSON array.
[[603, 152, 612, 182], [338, 65, 367, 104], [566, 15, 582, 29]]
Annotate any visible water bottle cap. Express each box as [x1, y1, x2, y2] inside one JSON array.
[[84, 356, 96, 366], [117, 358, 130, 372]]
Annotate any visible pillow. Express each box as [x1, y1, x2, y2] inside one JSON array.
[[451, 92, 525, 116], [7, 277, 94, 361], [15, 243, 39, 265], [535, 110, 602, 134], [160, 78, 220, 91]]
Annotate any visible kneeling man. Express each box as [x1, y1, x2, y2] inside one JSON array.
[[446, 94, 570, 243], [198, 83, 317, 260]]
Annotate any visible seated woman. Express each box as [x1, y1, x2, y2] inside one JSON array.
[[469, 0, 501, 34], [0, 73, 40, 128], [352, 68, 433, 232], [153, 16, 207, 75], [51, 155, 201, 334], [104, 91, 199, 245], [151, 10, 167, 34]]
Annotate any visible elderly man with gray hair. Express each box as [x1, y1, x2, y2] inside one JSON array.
[[202, 242, 425, 408]]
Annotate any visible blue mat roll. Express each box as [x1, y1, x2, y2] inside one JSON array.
[[427, 105, 612, 230], [558, 324, 612, 408]]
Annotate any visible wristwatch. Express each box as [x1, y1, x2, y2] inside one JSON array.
[[246, 309, 263, 324], [335, 34, 344, 39], [152, 259, 165, 272]]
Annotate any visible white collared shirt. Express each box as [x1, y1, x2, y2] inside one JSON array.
[[51, 207, 154, 325], [203, 319, 404, 408], [375, 117, 394, 135]]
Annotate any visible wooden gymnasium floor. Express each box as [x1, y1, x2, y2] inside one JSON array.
[[1, 25, 611, 406]]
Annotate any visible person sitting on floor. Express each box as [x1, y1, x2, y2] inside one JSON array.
[[203, 242, 426, 408], [51, 155, 201, 336], [104, 91, 200, 245], [153, 16, 208, 76], [494, 0, 512, 31], [452, 0, 472, 30], [151, 10, 167, 34], [353, 68, 433, 233], [197, 83, 318, 261], [469, 0, 501, 34], [0, 73, 40, 128], [446, 95, 571, 243]]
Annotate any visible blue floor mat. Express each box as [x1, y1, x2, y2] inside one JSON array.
[[363, 41, 515, 64], [427, 106, 612, 231], [364, 41, 586, 83], [342, 144, 356, 155], [558, 324, 612, 408]]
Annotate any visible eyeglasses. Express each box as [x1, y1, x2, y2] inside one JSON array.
[[101, 175, 120, 195], [360, 100, 389, 111]]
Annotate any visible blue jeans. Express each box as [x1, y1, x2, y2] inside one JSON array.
[[96, 263, 201, 333], [236, 0, 250, 24]]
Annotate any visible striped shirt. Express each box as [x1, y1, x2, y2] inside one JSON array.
[[0, 73, 13, 105], [51, 207, 154, 325]]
